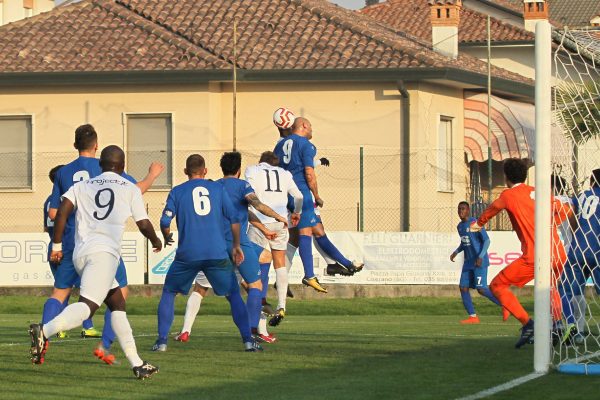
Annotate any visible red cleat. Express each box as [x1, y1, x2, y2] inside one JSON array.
[[460, 316, 480, 324], [257, 333, 277, 344], [94, 345, 117, 365], [502, 307, 511, 322], [174, 332, 190, 342]]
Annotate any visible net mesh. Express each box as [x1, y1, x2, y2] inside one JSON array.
[[552, 27, 600, 372]]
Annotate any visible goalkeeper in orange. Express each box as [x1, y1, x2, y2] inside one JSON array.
[[470, 158, 571, 348]]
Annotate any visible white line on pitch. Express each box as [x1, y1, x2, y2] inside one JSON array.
[[455, 372, 545, 400]]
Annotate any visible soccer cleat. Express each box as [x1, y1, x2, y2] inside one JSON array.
[[269, 308, 286, 327], [460, 316, 480, 324], [81, 327, 102, 338], [29, 323, 48, 365], [255, 333, 277, 344], [274, 282, 295, 298], [302, 277, 328, 293], [56, 331, 68, 339], [94, 344, 117, 365], [133, 361, 159, 380], [515, 319, 535, 349], [346, 260, 364, 274], [151, 341, 167, 352], [326, 263, 353, 277], [561, 323, 578, 345], [502, 307, 510, 322], [244, 339, 264, 352], [262, 301, 275, 316], [174, 331, 190, 343]]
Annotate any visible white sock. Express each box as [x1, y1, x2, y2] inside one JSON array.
[[285, 243, 297, 272], [275, 267, 288, 310], [182, 292, 203, 334], [258, 313, 269, 335], [43, 302, 90, 338], [111, 310, 143, 368], [313, 237, 336, 264], [574, 294, 587, 333]]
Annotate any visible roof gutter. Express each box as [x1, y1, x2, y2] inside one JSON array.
[[0, 68, 534, 98], [476, 0, 522, 17]]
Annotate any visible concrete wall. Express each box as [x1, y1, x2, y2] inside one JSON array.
[[1, 0, 53, 25]]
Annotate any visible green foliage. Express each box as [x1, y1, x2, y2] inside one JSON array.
[[556, 80, 600, 144]]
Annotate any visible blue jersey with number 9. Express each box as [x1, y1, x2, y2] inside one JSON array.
[[572, 187, 600, 253], [273, 134, 316, 191], [160, 179, 238, 262]]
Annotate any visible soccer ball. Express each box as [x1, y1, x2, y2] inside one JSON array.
[[273, 107, 295, 129]]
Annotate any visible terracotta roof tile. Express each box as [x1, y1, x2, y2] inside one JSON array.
[[360, 0, 534, 44], [0, 0, 530, 86]]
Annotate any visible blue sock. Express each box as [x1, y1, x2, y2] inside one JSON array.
[[42, 298, 63, 325], [61, 294, 70, 311], [226, 289, 252, 343], [460, 290, 476, 315], [102, 308, 116, 349], [157, 289, 176, 344], [247, 288, 262, 330], [480, 287, 501, 306], [315, 235, 352, 267], [298, 235, 315, 279], [82, 317, 94, 330], [560, 285, 576, 324], [260, 263, 270, 300]]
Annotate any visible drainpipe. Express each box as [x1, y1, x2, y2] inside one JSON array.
[[397, 80, 410, 231]]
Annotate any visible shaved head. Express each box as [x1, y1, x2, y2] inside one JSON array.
[[100, 145, 125, 174], [291, 117, 313, 140]]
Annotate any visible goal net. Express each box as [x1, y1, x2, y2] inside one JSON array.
[[552, 27, 600, 375]]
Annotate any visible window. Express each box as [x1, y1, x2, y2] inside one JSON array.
[[126, 114, 172, 189], [438, 116, 453, 192], [0, 116, 32, 189]]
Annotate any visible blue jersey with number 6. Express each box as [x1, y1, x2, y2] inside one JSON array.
[[273, 134, 316, 191], [160, 179, 238, 262], [572, 187, 600, 253]]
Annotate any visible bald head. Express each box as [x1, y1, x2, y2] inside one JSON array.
[[291, 117, 313, 140], [100, 145, 125, 174]]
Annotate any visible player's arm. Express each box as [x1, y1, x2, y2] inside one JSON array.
[[135, 162, 165, 194], [248, 210, 277, 240], [476, 229, 491, 267], [159, 191, 177, 247], [245, 193, 288, 227], [450, 242, 464, 262], [471, 196, 507, 232], [287, 176, 303, 227], [553, 198, 573, 225], [304, 166, 323, 207], [130, 188, 162, 252], [48, 175, 61, 221], [50, 190, 76, 264], [230, 222, 244, 266]]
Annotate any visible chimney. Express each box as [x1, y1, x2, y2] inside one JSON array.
[[429, 0, 462, 59], [591, 15, 600, 27], [523, 0, 549, 32]]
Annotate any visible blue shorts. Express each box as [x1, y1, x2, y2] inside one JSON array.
[[53, 249, 127, 289], [164, 258, 237, 296], [297, 188, 318, 229], [228, 241, 261, 284], [459, 266, 489, 289]]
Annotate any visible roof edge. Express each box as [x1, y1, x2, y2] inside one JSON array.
[[0, 68, 534, 97]]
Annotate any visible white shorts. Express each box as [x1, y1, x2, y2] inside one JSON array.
[[74, 252, 119, 307], [194, 271, 212, 289], [248, 222, 289, 251]]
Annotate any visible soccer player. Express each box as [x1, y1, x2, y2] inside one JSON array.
[[43, 124, 163, 356], [153, 154, 263, 352], [29, 145, 161, 379], [174, 272, 211, 343], [274, 117, 363, 293], [560, 169, 600, 344], [245, 151, 303, 327], [470, 158, 570, 348], [450, 201, 501, 324]]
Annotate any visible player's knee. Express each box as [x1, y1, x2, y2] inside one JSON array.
[[51, 287, 72, 303], [79, 297, 99, 316], [259, 250, 272, 264], [477, 289, 486, 296], [120, 286, 129, 300], [248, 279, 262, 291], [459, 286, 469, 292], [104, 287, 126, 312]]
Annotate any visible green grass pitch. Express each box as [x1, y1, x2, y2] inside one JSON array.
[[1, 295, 598, 399]]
